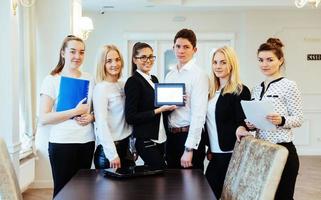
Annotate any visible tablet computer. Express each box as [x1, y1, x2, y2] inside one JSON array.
[[104, 165, 164, 179], [154, 83, 185, 107]]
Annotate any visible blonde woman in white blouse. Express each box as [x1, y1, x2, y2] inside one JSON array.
[[236, 38, 303, 200], [93, 45, 135, 169]]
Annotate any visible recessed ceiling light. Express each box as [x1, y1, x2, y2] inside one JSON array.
[[103, 5, 114, 9], [173, 16, 186, 22]]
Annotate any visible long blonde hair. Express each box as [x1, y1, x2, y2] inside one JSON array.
[[209, 46, 243, 99], [94, 45, 124, 83]]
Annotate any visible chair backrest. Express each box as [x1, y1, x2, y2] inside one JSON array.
[[221, 136, 288, 200], [0, 137, 23, 200]]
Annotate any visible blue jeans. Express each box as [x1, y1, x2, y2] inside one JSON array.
[[94, 137, 135, 169]]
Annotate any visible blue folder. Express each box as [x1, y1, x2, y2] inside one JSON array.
[[56, 76, 90, 112]]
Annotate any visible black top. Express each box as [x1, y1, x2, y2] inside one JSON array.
[[125, 71, 166, 140], [206, 85, 251, 151]]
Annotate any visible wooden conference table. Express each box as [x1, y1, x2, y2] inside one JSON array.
[[54, 169, 216, 200]]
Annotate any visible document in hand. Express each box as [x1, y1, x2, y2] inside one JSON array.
[[241, 100, 276, 131], [56, 76, 89, 112]]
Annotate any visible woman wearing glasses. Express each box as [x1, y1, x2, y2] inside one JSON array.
[[93, 45, 135, 169], [125, 42, 176, 169]]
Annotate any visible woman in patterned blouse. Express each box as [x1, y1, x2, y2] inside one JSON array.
[[236, 38, 304, 200]]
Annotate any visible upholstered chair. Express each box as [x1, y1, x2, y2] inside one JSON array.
[[221, 136, 288, 200], [0, 137, 23, 200]]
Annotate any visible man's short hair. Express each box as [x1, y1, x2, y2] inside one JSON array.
[[174, 28, 197, 48]]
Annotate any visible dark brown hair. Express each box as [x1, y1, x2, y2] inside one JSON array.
[[257, 38, 284, 66], [50, 35, 85, 75], [131, 42, 152, 75], [174, 28, 197, 48]]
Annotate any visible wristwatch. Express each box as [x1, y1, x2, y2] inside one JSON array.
[[185, 147, 193, 152]]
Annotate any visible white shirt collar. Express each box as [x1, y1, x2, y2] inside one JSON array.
[[170, 58, 196, 72], [136, 69, 152, 80]]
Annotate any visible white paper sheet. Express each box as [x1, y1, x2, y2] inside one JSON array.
[[241, 100, 276, 131]]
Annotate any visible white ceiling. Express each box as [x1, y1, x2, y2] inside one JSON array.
[[82, 0, 301, 13]]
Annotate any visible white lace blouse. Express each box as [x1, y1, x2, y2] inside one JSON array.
[[251, 77, 304, 144]]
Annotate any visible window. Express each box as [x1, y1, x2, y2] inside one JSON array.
[[164, 49, 176, 77]]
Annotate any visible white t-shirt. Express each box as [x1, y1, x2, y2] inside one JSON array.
[[40, 73, 95, 143]]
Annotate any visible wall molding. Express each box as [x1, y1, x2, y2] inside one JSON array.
[[293, 119, 310, 146], [7, 141, 22, 154], [303, 109, 321, 114], [123, 32, 235, 42], [302, 92, 321, 95], [297, 147, 321, 155], [275, 26, 321, 37], [19, 157, 35, 192]]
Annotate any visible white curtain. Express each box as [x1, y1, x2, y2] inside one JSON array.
[[18, 6, 37, 159]]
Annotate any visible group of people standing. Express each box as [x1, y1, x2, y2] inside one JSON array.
[[39, 28, 303, 200]]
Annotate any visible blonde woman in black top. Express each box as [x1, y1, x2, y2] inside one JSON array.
[[205, 46, 250, 198]]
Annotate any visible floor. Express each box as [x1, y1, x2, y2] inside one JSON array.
[[294, 156, 321, 199], [22, 156, 321, 200]]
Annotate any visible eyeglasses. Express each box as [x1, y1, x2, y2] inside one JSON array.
[[135, 55, 156, 62]]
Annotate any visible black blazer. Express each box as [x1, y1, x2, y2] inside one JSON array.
[[124, 72, 164, 140], [206, 85, 251, 151]]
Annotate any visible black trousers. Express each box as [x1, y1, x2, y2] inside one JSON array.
[[135, 138, 166, 169], [205, 153, 232, 198], [165, 131, 206, 171], [94, 137, 136, 169], [275, 142, 300, 200], [48, 141, 95, 197]]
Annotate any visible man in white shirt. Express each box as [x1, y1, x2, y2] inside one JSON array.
[[165, 29, 209, 170]]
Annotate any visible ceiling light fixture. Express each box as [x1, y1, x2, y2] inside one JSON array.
[[11, 0, 36, 15], [100, 5, 114, 14], [79, 17, 94, 40], [295, 0, 321, 8]]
